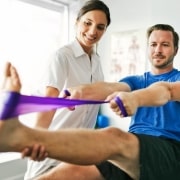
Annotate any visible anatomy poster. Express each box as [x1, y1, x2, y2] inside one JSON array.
[[109, 29, 148, 81]]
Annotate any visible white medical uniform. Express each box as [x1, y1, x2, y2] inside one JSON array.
[[24, 39, 104, 179]]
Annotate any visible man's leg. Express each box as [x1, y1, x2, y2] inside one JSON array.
[[36, 164, 104, 180], [0, 62, 140, 179], [33, 127, 139, 180]]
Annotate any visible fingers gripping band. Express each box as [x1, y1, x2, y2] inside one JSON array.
[[114, 96, 128, 117], [64, 89, 71, 96]]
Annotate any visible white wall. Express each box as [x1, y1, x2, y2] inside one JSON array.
[[98, 0, 180, 130]]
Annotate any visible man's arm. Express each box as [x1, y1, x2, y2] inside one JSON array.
[[169, 81, 180, 101], [68, 81, 131, 101], [107, 81, 180, 117], [131, 81, 180, 106], [132, 81, 172, 107]]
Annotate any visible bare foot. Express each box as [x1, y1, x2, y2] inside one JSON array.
[[0, 62, 23, 152], [1, 62, 21, 92]]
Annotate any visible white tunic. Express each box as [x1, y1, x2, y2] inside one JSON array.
[[24, 39, 104, 179]]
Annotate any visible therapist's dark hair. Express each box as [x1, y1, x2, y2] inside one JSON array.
[[76, 0, 111, 27]]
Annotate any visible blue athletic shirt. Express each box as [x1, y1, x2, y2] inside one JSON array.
[[119, 68, 180, 141]]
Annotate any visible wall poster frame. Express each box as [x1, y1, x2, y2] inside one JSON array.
[[109, 29, 148, 81]]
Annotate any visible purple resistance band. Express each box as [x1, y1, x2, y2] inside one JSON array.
[[0, 91, 108, 120], [0, 91, 128, 120], [114, 96, 128, 117]]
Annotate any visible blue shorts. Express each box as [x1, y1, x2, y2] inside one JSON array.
[[96, 134, 180, 180]]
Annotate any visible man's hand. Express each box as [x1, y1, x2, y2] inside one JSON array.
[[106, 91, 138, 117], [61, 89, 75, 110]]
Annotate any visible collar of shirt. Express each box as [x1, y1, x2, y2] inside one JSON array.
[[72, 39, 97, 58]]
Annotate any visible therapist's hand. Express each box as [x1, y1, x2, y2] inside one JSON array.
[[21, 144, 48, 161]]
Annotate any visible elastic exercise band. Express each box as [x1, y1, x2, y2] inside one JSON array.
[[0, 91, 108, 120], [114, 96, 128, 117]]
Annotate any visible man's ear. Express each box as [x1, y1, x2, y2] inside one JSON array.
[[174, 47, 178, 56]]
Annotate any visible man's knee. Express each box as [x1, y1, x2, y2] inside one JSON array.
[[102, 127, 139, 168]]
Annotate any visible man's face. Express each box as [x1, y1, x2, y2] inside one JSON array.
[[147, 30, 177, 69]]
